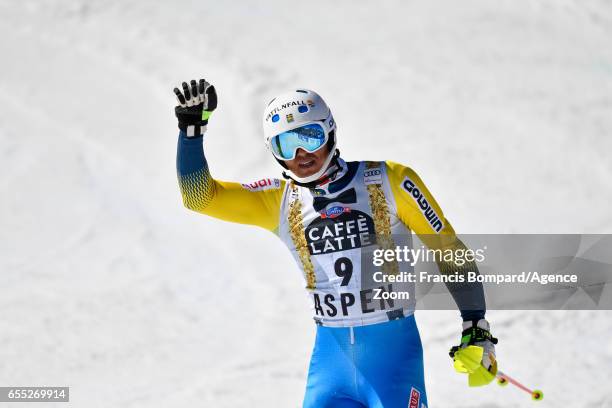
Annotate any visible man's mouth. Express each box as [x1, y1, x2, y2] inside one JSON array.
[[298, 159, 316, 169]]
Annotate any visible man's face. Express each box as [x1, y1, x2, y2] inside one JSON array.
[[284, 145, 330, 179]]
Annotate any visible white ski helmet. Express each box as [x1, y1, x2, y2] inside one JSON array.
[[262, 89, 337, 184]]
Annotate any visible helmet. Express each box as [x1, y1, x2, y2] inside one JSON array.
[[262, 89, 337, 184]]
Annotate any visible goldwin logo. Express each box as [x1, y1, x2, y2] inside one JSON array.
[[401, 177, 444, 233]]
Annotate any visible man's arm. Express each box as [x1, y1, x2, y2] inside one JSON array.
[[387, 161, 498, 386], [174, 79, 283, 232], [385, 160, 486, 321], [177, 131, 283, 231]]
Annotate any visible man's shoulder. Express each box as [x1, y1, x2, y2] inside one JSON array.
[[347, 159, 413, 170], [342, 160, 419, 182]]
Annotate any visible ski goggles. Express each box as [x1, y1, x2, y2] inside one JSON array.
[[269, 123, 328, 161]]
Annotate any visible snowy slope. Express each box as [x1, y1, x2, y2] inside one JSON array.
[[0, 0, 611, 406]]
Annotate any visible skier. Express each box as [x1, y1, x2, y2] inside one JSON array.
[[174, 79, 498, 408]]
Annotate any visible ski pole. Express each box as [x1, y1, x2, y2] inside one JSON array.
[[496, 370, 543, 401]]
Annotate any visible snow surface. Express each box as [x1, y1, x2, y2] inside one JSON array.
[[1, 0, 611, 406]]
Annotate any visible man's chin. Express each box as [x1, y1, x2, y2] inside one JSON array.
[[293, 167, 323, 179]]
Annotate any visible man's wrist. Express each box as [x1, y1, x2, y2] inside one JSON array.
[[462, 318, 490, 331], [178, 123, 207, 138], [179, 130, 204, 142]]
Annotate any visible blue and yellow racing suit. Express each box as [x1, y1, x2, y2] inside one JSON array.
[[177, 130, 485, 408]]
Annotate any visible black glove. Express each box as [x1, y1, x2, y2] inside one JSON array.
[[173, 79, 217, 138]]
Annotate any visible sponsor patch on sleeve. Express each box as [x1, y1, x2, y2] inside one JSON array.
[[401, 176, 444, 233], [241, 178, 281, 192], [408, 387, 421, 408]]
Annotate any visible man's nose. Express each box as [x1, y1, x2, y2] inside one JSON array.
[[295, 148, 309, 158]]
